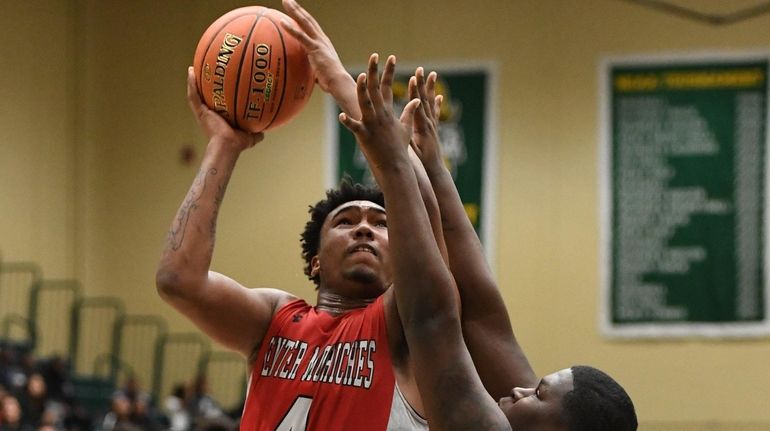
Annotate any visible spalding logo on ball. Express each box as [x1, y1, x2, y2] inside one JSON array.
[[193, 6, 315, 133]]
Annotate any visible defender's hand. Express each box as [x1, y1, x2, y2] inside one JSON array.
[[280, 0, 352, 97], [406, 67, 444, 173], [338, 54, 420, 172]]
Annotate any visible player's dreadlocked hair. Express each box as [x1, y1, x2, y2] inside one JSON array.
[[300, 177, 384, 287], [562, 365, 637, 431]]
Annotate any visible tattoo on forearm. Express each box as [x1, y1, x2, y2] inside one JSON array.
[[208, 181, 227, 253], [167, 168, 221, 251]]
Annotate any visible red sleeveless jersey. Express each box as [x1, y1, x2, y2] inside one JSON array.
[[240, 296, 397, 430]]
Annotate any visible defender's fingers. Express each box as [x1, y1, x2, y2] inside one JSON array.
[[399, 76, 425, 123], [414, 67, 433, 120], [282, 0, 322, 38], [434, 95, 443, 120], [280, 19, 316, 48], [366, 54, 385, 110], [407, 75, 418, 101], [400, 98, 422, 131], [426, 72, 438, 94], [414, 67, 425, 92], [401, 89, 427, 126], [381, 55, 396, 107], [426, 71, 439, 118], [356, 73, 376, 118], [339, 112, 365, 136], [415, 68, 429, 105]]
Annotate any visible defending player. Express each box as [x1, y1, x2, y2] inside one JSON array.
[[339, 53, 637, 431]]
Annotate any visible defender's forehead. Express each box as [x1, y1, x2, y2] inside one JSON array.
[[328, 200, 386, 220], [543, 368, 575, 395]]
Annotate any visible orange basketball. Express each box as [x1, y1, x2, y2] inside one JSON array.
[[193, 6, 314, 133]]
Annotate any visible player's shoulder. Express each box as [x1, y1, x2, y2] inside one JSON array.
[[250, 287, 300, 308]]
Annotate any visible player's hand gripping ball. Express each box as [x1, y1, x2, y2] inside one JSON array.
[[193, 6, 315, 133]]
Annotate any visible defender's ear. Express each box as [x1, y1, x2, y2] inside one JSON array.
[[310, 256, 320, 277]]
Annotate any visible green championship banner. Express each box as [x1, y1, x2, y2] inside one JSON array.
[[600, 53, 770, 337], [326, 65, 496, 257]]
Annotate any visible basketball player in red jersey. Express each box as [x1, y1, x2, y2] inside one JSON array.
[[157, 3, 444, 426], [339, 53, 637, 430], [157, 64, 431, 428]]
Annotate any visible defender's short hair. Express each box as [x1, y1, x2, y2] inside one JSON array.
[[562, 365, 637, 431], [300, 177, 384, 287]]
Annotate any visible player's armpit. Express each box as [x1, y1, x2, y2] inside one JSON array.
[[158, 271, 296, 359]]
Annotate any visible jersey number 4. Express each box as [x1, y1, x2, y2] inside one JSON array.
[[275, 396, 313, 431]]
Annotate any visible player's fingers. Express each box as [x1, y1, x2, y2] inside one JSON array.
[[247, 132, 265, 148], [186, 67, 206, 116], [434, 95, 443, 121]]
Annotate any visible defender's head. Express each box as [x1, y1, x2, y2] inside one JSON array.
[[500, 365, 637, 431]]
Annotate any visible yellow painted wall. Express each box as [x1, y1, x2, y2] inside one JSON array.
[[0, 0, 76, 278], [3, 0, 770, 428]]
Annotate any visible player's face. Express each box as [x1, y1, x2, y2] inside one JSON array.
[[498, 368, 574, 431], [315, 200, 391, 296]]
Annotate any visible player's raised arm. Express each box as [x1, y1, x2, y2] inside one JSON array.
[[408, 68, 537, 397], [156, 68, 295, 360], [339, 53, 510, 431]]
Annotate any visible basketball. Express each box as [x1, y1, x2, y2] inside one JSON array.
[[193, 6, 315, 133]]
